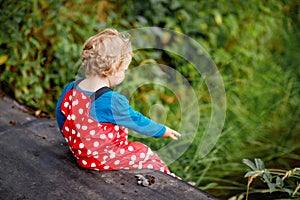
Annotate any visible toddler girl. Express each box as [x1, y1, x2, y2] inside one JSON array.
[[56, 28, 181, 177]]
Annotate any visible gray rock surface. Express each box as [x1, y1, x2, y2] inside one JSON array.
[[0, 95, 218, 200]]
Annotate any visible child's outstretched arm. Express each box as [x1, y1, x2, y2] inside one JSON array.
[[162, 127, 181, 140]]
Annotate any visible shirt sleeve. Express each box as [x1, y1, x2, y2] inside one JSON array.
[[110, 92, 166, 138]]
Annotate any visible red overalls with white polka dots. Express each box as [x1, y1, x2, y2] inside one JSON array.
[[60, 88, 174, 176]]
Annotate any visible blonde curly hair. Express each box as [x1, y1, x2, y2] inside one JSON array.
[[81, 28, 132, 77]]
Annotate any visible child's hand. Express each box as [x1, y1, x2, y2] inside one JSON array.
[[162, 127, 181, 140]]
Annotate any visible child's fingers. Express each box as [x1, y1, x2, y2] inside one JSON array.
[[173, 131, 181, 137], [162, 127, 181, 140], [170, 134, 177, 140], [170, 131, 181, 140]]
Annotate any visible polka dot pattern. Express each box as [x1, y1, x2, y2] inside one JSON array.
[[59, 89, 172, 175]]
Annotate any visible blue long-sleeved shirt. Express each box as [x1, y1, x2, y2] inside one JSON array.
[[55, 80, 166, 138]]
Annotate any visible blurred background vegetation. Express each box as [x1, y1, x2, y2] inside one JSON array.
[[0, 0, 299, 199]]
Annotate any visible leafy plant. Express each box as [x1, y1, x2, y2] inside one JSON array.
[[243, 158, 300, 200], [0, 1, 299, 199], [0, 0, 101, 115]]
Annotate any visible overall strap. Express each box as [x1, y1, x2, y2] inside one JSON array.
[[73, 78, 84, 89], [90, 86, 112, 102], [73, 79, 112, 102]]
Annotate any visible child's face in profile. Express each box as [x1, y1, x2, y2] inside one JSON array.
[[109, 55, 132, 87]]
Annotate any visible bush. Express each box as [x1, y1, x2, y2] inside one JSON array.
[[0, 0, 102, 115], [0, 0, 299, 198]]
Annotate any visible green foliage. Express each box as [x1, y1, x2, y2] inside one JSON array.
[[0, 0, 299, 199], [243, 158, 300, 199], [110, 1, 300, 198], [0, 0, 99, 114]]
